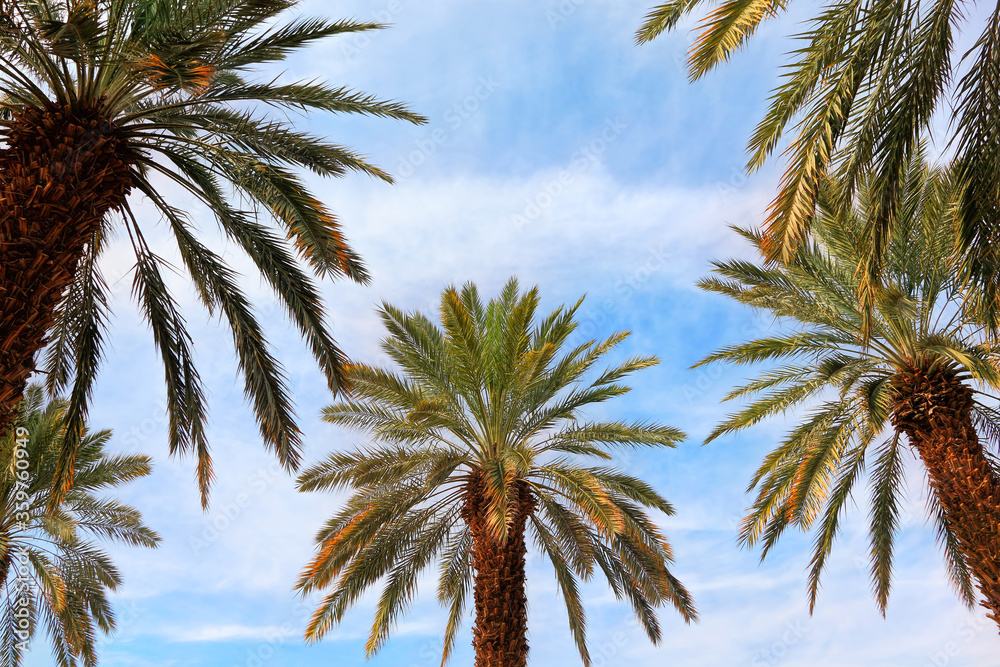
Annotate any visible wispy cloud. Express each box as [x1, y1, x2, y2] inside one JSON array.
[[166, 625, 294, 643]]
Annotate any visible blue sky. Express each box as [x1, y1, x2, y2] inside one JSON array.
[[24, 1, 1000, 665]]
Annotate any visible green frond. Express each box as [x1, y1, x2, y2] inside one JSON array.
[[635, 1, 708, 44], [437, 528, 472, 666], [531, 517, 591, 666], [702, 160, 1000, 614], [1, 0, 425, 506], [687, 0, 788, 81], [547, 421, 685, 451], [930, 495, 978, 609], [868, 434, 904, 614], [366, 514, 455, 657], [297, 280, 690, 664], [0, 388, 158, 666], [803, 442, 868, 613], [637, 0, 1000, 296]]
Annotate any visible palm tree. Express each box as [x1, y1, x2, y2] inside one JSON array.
[[637, 0, 1000, 313], [295, 279, 697, 667], [696, 159, 1000, 628], [1, 385, 161, 666], [0, 0, 425, 504]]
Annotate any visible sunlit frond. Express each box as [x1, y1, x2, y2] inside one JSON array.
[[297, 280, 694, 665], [699, 161, 1000, 613], [1, 387, 159, 667], [0, 0, 425, 503]]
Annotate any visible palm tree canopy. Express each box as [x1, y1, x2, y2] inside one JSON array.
[[295, 278, 696, 667], [0, 0, 425, 505], [637, 0, 1000, 316], [696, 158, 1000, 613], [0, 385, 160, 667]]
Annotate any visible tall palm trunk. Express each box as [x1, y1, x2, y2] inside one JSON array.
[[892, 365, 1000, 627], [0, 104, 134, 438], [463, 473, 535, 667]]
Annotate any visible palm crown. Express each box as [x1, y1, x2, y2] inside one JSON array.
[[638, 0, 1000, 313], [1, 385, 160, 666], [295, 279, 696, 667], [697, 159, 1000, 618], [0, 0, 425, 504]]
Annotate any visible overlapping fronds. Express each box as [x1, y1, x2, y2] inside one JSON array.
[[0, 386, 160, 666], [296, 279, 695, 666], [638, 0, 1000, 319], [697, 160, 1000, 614], [0, 0, 425, 506]]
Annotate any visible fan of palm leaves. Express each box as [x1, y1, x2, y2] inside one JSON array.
[[0, 0, 425, 505], [696, 156, 1000, 613], [0, 385, 160, 667], [296, 279, 696, 666], [637, 0, 1000, 317]]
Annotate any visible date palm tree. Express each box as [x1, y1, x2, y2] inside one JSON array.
[[0, 0, 425, 505], [696, 159, 1000, 628], [1, 385, 161, 666], [295, 279, 697, 667], [637, 0, 1000, 315]]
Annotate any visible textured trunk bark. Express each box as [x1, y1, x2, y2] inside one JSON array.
[[463, 473, 535, 667], [0, 104, 133, 438], [892, 365, 1000, 628], [0, 547, 9, 591]]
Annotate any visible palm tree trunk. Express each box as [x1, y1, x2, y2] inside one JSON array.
[[0, 104, 134, 437], [892, 365, 1000, 628], [463, 474, 536, 667], [0, 548, 10, 591], [0, 530, 12, 603]]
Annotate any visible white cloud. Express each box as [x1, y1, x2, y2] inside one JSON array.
[[165, 624, 294, 643]]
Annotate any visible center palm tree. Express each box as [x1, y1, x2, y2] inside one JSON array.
[[696, 158, 1000, 628], [1, 385, 161, 666], [295, 279, 697, 667], [0, 0, 425, 504]]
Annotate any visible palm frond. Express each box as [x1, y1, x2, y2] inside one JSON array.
[[0, 0, 425, 505], [700, 161, 1000, 614], [297, 281, 691, 664]]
